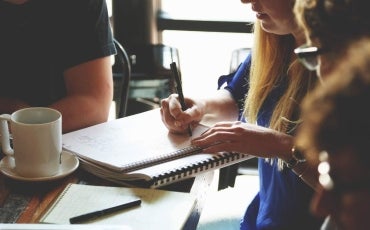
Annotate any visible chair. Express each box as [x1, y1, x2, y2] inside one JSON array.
[[229, 48, 251, 73], [218, 47, 254, 190], [112, 39, 131, 118], [125, 44, 180, 116]]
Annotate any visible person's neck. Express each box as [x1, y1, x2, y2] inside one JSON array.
[[292, 27, 306, 47]]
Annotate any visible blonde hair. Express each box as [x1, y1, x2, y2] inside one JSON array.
[[244, 23, 317, 169]]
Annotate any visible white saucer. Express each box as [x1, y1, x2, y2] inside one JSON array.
[[0, 151, 79, 182]]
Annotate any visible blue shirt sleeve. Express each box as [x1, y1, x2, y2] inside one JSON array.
[[217, 54, 251, 120]]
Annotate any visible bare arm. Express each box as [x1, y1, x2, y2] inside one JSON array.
[[0, 56, 113, 133], [50, 56, 113, 133], [191, 121, 319, 189], [0, 98, 29, 114]]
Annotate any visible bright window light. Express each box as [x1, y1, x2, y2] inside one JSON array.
[[161, 0, 255, 97]]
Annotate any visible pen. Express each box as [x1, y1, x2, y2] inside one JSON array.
[[170, 62, 192, 136], [69, 199, 141, 224]]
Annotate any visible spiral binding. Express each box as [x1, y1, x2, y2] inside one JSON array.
[[119, 145, 203, 173], [152, 152, 246, 187]]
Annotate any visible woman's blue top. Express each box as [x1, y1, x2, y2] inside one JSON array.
[[218, 55, 322, 229]]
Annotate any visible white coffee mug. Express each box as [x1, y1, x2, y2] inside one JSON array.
[[0, 107, 62, 178]]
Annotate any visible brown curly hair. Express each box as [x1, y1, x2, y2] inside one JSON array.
[[296, 38, 370, 166], [294, 0, 370, 50]]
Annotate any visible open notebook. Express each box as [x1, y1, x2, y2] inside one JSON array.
[[40, 183, 196, 230], [62, 109, 253, 187]]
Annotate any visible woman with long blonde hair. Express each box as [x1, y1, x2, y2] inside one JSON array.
[[161, 0, 321, 228]]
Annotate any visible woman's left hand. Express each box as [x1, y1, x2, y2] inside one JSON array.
[[191, 121, 293, 159]]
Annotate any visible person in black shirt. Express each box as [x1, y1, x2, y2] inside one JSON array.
[[0, 0, 116, 133]]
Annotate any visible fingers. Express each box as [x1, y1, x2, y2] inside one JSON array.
[[191, 121, 245, 153], [191, 121, 283, 158], [192, 128, 236, 147], [161, 94, 183, 117], [201, 141, 232, 153], [192, 131, 240, 154], [195, 121, 242, 138], [160, 105, 186, 134], [160, 94, 193, 134], [213, 120, 243, 127]]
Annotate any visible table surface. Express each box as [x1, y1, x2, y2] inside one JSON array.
[[0, 157, 215, 229], [0, 110, 227, 229]]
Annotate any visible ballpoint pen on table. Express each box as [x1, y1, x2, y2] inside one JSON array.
[[69, 199, 141, 224], [170, 62, 192, 137]]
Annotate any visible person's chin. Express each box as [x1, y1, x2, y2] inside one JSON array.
[[259, 21, 290, 36]]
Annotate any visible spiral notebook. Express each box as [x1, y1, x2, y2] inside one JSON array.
[[62, 109, 252, 188]]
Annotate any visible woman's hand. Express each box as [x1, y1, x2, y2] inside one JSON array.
[[191, 121, 293, 159], [160, 94, 205, 134]]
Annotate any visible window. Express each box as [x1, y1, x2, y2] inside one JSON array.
[[161, 0, 253, 22], [160, 0, 255, 97]]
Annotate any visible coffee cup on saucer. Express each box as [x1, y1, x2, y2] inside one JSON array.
[[0, 107, 62, 178]]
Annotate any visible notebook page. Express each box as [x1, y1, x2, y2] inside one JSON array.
[[0, 224, 131, 230], [62, 109, 208, 171], [40, 184, 196, 230]]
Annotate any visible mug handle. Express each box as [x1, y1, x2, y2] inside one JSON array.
[[0, 114, 14, 156]]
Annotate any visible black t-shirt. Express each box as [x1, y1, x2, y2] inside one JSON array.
[[0, 0, 116, 106]]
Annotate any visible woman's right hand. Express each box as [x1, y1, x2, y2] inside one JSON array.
[[160, 94, 205, 134]]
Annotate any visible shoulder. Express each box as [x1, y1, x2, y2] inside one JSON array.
[[51, 0, 114, 69]]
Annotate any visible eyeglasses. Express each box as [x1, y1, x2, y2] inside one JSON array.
[[294, 44, 325, 71], [318, 151, 370, 194]]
